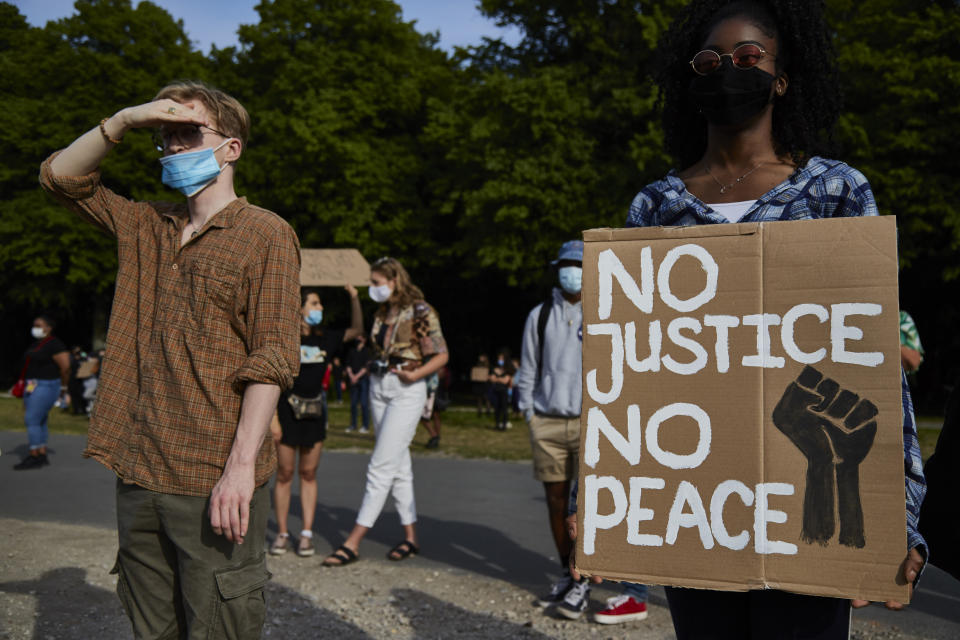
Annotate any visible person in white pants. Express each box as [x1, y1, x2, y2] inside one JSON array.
[[323, 257, 449, 566]]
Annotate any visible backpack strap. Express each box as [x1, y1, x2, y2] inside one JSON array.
[[536, 296, 553, 382]]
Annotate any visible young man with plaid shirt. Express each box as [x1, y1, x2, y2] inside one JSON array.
[[41, 81, 301, 639]]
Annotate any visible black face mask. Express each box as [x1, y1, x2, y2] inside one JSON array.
[[688, 60, 776, 126]]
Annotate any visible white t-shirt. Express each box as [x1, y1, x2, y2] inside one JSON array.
[[708, 200, 755, 222]]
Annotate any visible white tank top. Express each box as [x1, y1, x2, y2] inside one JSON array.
[[708, 200, 755, 222]]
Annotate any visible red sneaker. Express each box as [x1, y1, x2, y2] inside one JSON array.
[[593, 595, 648, 624]]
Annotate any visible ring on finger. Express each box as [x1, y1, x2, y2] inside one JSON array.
[[167, 106, 177, 114]]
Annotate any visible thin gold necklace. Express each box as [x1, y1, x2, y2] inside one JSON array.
[[706, 161, 765, 194]]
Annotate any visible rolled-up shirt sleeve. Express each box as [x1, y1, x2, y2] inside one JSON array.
[[39, 151, 144, 238], [413, 302, 448, 358], [902, 370, 927, 558], [231, 222, 301, 393]]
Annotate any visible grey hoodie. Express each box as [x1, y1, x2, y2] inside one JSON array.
[[515, 288, 582, 419]]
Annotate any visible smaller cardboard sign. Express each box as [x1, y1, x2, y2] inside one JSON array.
[[76, 359, 99, 379], [300, 249, 371, 286], [470, 366, 490, 383]]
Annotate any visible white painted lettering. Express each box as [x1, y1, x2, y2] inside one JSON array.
[[781, 304, 829, 364], [710, 480, 754, 551], [584, 405, 643, 469], [627, 477, 666, 547], [646, 403, 711, 470], [625, 320, 662, 372], [583, 474, 628, 555], [586, 323, 624, 404], [831, 303, 884, 367], [665, 481, 714, 549], [754, 482, 798, 555], [597, 248, 653, 320], [742, 314, 785, 368], [662, 317, 708, 375], [658, 244, 719, 313], [703, 314, 739, 373]]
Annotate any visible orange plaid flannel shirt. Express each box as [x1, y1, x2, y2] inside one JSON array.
[[40, 153, 301, 497]]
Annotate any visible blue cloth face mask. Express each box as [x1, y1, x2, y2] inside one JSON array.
[[558, 266, 583, 295], [305, 309, 323, 326], [159, 139, 231, 197]]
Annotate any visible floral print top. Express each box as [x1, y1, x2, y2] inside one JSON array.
[[899, 310, 924, 355], [371, 301, 447, 363]]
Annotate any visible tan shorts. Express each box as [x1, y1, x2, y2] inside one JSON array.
[[528, 414, 580, 483]]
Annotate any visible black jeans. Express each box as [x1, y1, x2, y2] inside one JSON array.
[[491, 385, 510, 425], [665, 587, 850, 640]]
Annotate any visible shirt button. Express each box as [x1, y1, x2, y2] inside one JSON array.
[[172, 263, 178, 271]]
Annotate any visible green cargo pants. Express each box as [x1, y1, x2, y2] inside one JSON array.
[[111, 480, 271, 640]]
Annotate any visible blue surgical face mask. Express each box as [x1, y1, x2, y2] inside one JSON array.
[[159, 138, 231, 197], [558, 266, 583, 295], [305, 309, 323, 326]]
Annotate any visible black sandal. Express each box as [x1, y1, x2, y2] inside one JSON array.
[[387, 540, 419, 561], [322, 545, 358, 567]]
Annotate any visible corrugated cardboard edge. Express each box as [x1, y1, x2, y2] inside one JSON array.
[[571, 567, 904, 602], [583, 223, 760, 242]]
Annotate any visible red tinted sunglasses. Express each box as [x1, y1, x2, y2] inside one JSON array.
[[689, 43, 776, 75]]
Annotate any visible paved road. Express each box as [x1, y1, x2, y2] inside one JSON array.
[[2, 430, 959, 637]]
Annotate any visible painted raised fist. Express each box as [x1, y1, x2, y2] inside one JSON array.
[[772, 365, 878, 548]]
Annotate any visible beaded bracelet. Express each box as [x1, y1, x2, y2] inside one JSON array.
[[99, 118, 122, 145]]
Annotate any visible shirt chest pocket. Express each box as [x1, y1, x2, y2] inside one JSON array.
[[186, 259, 241, 329]]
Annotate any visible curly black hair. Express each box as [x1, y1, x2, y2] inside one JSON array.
[[656, 0, 840, 169]]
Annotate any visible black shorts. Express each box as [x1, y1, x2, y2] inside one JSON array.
[[277, 392, 327, 447]]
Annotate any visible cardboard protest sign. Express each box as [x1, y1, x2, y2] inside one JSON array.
[[470, 366, 490, 383], [575, 216, 908, 603], [76, 359, 99, 379], [300, 249, 370, 286]]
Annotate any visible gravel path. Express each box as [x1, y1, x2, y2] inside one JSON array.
[[0, 518, 948, 640]]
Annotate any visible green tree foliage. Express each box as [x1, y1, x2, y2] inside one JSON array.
[[427, 0, 681, 287], [828, 0, 960, 406], [831, 0, 960, 278], [0, 0, 208, 310], [2, 0, 959, 400], [213, 0, 455, 268]]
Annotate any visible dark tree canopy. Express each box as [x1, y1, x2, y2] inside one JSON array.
[[1, 0, 958, 410]]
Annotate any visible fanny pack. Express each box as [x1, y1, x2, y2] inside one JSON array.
[[368, 360, 390, 376], [286, 393, 325, 420], [369, 358, 422, 377]]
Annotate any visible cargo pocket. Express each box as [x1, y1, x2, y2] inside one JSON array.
[[209, 553, 272, 640], [110, 555, 136, 623]]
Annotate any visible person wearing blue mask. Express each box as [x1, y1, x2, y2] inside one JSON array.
[[40, 81, 301, 638], [514, 240, 593, 612], [269, 286, 363, 557]]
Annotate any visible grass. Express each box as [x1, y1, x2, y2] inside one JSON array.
[[0, 397, 92, 437], [0, 396, 945, 463], [325, 402, 533, 460], [0, 397, 534, 462]]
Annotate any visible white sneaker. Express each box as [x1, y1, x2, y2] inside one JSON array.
[[556, 578, 591, 620], [536, 575, 574, 607]]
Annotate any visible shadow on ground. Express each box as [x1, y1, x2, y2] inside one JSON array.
[[0, 567, 373, 639], [391, 588, 555, 639], [299, 504, 559, 591]]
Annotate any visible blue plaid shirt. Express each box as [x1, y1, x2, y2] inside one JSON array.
[[626, 156, 927, 556]]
